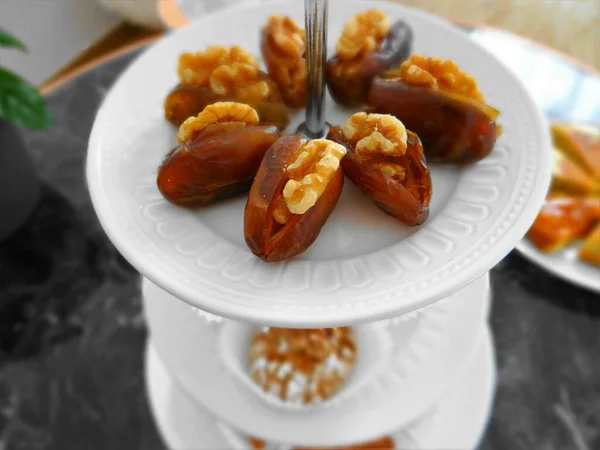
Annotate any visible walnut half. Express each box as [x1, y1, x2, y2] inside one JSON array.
[[336, 9, 391, 60], [343, 112, 407, 155], [267, 15, 305, 59], [177, 45, 274, 104], [178, 45, 258, 87], [271, 139, 346, 223], [384, 54, 485, 103], [342, 112, 408, 180], [261, 15, 307, 108], [177, 102, 259, 143], [209, 63, 271, 103]]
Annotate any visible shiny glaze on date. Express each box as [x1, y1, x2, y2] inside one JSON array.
[[328, 126, 432, 226], [244, 135, 344, 262], [157, 125, 280, 207], [368, 80, 499, 165]]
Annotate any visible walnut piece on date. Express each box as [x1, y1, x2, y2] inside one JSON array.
[[177, 45, 275, 104], [384, 54, 485, 103], [249, 327, 357, 405], [261, 15, 307, 108], [178, 45, 258, 86], [336, 9, 391, 61], [209, 63, 271, 103], [342, 112, 409, 181], [176, 102, 259, 143], [268, 14, 305, 58], [271, 139, 346, 223], [343, 112, 407, 156]]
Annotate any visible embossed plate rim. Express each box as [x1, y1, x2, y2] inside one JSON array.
[[87, 0, 551, 326]]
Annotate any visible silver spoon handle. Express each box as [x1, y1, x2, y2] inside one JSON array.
[[304, 0, 328, 138]]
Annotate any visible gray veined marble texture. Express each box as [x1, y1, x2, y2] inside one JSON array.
[[0, 31, 599, 450]]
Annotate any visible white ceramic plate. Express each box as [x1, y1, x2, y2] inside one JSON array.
[[142, 275, 489, 445], [146, 326, 495, 450], [87, 0, 551, 326]]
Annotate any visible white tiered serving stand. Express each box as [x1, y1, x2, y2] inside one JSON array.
[[86, 1, 552, 448]]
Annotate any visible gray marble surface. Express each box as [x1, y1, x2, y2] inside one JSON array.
[[0, 29, 599, 450]]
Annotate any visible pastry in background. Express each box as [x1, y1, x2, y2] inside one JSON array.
[[579, 223, 600, 267], [527, 124, 600, 267], [527, 196, 600, 253], [551, 148, 600, 195], [551, 124, 600, 178]]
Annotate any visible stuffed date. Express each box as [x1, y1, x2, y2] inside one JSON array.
[[261, 15, 307, 108], [368, 54, 500, 165], [326, 9, 412, 107], [244, 136, 346, 262], [328, 112, 432, 226], [164, 45, 289, 130], [157, 103, 280, 207]]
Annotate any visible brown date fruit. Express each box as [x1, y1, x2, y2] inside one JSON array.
[[158, 126, 280, 207], [368, 55, 500, 165], [157, 103, 280, 208], [244, 135, 346, 262], [164, 75, 289, 130], [328, 113, 432, 226], [164, 85, 222, 126], [326, 10, 412, 107]]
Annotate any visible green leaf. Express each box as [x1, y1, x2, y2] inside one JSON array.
[[0, 68, 52, 130], [0, 29, 26, 51]]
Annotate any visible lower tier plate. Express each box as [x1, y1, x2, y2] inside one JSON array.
[[146, 325, 495, 449], [143, 275, 489, 445]]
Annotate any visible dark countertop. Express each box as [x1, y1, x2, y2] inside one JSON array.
[[1, 31, 599, 450]]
